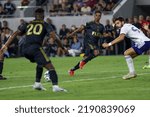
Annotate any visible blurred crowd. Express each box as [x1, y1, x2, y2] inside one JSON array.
[[1, 14, 150, 58], [0, 0, 16, 17], [49, 0, 120, 16], [0, 0, 120, 17]]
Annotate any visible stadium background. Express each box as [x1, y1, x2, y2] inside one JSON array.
[[1, 0, 150, 57], [0, 0, 150, 100]]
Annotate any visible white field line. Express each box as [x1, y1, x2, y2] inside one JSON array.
[[0, 72, 150, 91]]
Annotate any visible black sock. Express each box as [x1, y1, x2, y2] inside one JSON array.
[[71, 62, 80, 71], [36, 65, 43, 82], [0, 61, 4, 75], [83, 55, 96, 63], [49, 70, 58, 85]]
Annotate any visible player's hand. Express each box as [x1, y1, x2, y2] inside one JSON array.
[[102, 43, 109, 48]]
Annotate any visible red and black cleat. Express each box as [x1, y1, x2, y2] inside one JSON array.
[[68, 69, 74, 76], [79, 61, 86, 69]]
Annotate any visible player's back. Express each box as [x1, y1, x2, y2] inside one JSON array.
[[120, 23, 150, 44], [25, 20, 48, 46]]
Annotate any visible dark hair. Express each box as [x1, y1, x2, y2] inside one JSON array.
[[94, 10, 101, 15], [35, 8, 44, 19], [115, 17, 125, 22], [35, 8, 44, 14]]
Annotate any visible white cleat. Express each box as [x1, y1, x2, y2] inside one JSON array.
[[122, 73, 137, 80], [33, 82, 46, 91], [52, 85, 67, 92]]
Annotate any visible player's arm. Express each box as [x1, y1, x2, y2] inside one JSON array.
[[102, 34, 125, 48], [0, 31, 20, 54], [67, 25, 84, 38]]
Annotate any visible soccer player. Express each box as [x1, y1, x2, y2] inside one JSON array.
[[102, 17, 150, 79], [68, 10, 105, 76], [0, 29, 7, 80], [0, 47, 7, 80], [0, 8, 67, 92]]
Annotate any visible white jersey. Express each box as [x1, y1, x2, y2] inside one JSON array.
[[120, 24, 150, 45]]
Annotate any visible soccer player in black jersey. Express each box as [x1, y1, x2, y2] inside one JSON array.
[[0, 8, 67, 92], [0, 36, 7, 80], [68, 10, 105, 76]]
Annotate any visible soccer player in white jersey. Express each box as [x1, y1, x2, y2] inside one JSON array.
[[102, 17, 150, 80]]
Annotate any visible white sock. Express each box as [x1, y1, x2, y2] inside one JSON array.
[[125, 55, 135, 74], [53, 85, 59, 88]]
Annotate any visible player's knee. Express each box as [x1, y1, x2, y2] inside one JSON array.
[[124, 51, 129, 56], [44, 63, 55, 70]]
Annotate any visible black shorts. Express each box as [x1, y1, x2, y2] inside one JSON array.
[[83, 43, 100, 56], [22, 45, 51, 66]]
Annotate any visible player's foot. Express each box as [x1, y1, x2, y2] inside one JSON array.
[[33, 82, 46, 91], [68, 69, 74, 76], [0, 75, 7, 80], [122, 73, 137, 80], [143, 65, 150, 69], [52, 85, 67, 92], [79, 61, 86, 69]]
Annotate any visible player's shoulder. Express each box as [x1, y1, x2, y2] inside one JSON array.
[[86, 21, 94, 25], [30, 20, 45, 25], [43, 21, 48, 25], [18, 22, 28, 30], [123, 23, 133, 28], [121, 23, 131, 30], [99, 23, 104, 27]]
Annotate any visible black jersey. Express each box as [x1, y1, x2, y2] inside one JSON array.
[[18, 20, 54, 46], [84, 21, 104, 46]]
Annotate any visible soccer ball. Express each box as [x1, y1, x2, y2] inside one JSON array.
[[44, 71, 51, 82]]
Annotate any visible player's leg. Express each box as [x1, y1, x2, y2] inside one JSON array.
[[80, 49, 99, 69], [69, 48, 99, 76], [36, 47, 67, 92], [44, 63, 67, 92], [33, 64, 47, 90], [0, 54, 6, 80], [22, 47, 46, 90], [123, 41, 150, 79], [123, 47, 138, 80]]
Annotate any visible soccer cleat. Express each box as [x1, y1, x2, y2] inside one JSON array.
[[52, 85, 67, 92], [79, 61, 86, 69], [68, 69, 74, 76], [143, 65, 150, 69], [33, 82, 46, 91], [122, 73, 137, 80], [0, 75, 7, 80]]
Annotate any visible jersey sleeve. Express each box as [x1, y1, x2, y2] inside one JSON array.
[[85, 22, 92, 29], [120, 24, 129, 35], [44, 22, 54, 36], [17, 23, 27, 34]]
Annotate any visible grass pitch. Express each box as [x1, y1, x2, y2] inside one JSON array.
[[0, 55, 150, 100]]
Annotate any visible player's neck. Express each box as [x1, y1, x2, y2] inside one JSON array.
[[94, 20, 100, 24]]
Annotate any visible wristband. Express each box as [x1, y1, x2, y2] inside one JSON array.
[[108, 43, 112, 46]]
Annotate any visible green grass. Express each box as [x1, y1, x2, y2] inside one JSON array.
[[0, 55, 150, 100]]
